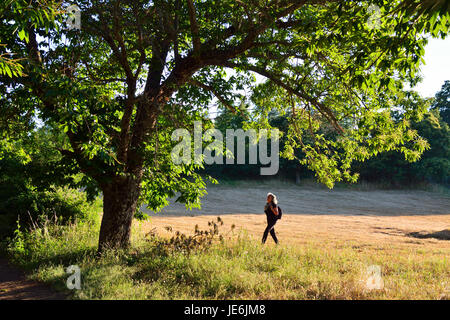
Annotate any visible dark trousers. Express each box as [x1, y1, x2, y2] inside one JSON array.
[[262, 218, 278, 244]]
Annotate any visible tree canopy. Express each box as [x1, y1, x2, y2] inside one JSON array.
[[1, 0, 449, 251]]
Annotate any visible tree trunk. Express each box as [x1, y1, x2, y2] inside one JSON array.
[[97, 176, 142, 254]]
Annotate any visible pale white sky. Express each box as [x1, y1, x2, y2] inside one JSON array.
[[414, 37, 450, 98]]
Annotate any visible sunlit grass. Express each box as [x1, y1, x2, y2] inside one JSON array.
[[3, 211, 449, 300]]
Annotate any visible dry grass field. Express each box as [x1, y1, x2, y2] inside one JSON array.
[[6, 183, 448, 300], [142, 213, 450, 250], [140, 183, 450, 250], [133, 184, 449, 299]]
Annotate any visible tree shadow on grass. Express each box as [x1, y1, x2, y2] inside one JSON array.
[[406, 229, 450, 241]]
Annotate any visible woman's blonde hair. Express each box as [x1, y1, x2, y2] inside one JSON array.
[[267, 192, 278, 205]]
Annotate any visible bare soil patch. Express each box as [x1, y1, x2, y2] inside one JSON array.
[[0, 259, 66, 300]]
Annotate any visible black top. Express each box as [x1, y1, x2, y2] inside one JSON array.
[[264, 201, 278, 220]]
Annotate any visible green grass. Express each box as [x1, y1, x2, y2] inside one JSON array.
[[2, 210, 449, 300]]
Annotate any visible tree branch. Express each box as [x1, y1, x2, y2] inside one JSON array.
[[188, 78, 239, 115], [187, 0, 201, 53], [219, 61, 344, 133]]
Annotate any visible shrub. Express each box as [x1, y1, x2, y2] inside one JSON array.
[[0, 128, 98, 237], [148, 217, 231, 255], [0, 187, 99, 238]]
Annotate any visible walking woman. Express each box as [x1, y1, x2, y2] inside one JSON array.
[[262, 192, 280, 244]]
